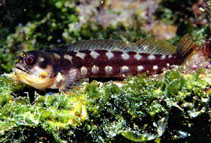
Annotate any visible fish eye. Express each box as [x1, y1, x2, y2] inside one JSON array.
[[25, 55, 37, 65]]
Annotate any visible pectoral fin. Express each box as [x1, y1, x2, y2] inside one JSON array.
[[61, 69, 86, 92]]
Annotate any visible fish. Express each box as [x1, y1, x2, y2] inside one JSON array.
[[13, 35, 211, 91]]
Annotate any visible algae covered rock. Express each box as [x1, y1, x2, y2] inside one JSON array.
[[0, 69, 210, 142], [0, 0, 210, 142]]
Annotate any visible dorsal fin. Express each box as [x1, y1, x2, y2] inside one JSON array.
[[135, 38, 177, 55], [66, 40, 138, 52], [65, 38, 177, 55], [176, 34, 197, 60]]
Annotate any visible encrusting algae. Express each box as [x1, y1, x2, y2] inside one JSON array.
[[0, 66, 210, 142]]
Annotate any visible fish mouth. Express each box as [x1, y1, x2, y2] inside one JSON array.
[[14, 63, 30, 74]]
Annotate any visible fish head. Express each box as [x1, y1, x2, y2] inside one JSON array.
[[13, 50, 58, 90]]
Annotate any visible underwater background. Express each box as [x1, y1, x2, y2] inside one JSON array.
[[0, 0, 210, 142]]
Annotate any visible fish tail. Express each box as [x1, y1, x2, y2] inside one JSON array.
[[176, 34, 197, 61]]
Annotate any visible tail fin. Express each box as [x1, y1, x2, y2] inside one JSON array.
[[176, 34, 197, 61]]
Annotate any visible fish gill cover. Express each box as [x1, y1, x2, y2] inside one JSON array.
[[0, 0, 210, 143]]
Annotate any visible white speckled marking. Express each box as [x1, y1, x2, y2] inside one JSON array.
[[106, 51, 114, 60], [53, 53, 61, 59], [193, 64, 197, 68], [105, 66, 113, 74], [92, 65, 99, 74], [134, 53, 142, 60], [153, 65, 158, 70], [168, 55, 173, 58], [81, 66, 88, 76], [76, 52, 86, 59], [90, 51, 99, 59], [137, 65, 144, 72], [121, 52, 130, 60], [148, 54, 156, 60], [39, 57, 44, 62], [160, 55, 166, 60], [64, 55, 73, 63], [49, 72, 64, 88], [121, 66, 129, 73], [167, 63, 170, 67]]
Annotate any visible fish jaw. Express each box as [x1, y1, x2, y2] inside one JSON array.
[[13, 68, 56, 90]]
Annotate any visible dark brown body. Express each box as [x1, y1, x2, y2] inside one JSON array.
[[58, 50, 181, 79]]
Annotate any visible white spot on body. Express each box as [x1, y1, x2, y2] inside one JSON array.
[[167, 63, 170, 67], [160, 55, 166, 60], [134, 53, 142, 60], [105, 66, 113, 74], [56, 72, 64, 82], [76, 52, 86, 59], [153, 65, 158, 70], [92, 65, 99, 74], [81, 66, 88, 76], [121, 66, 129, 73], [64, 55, 73, 63], [106, 51, 114, 60], [39, 57, 44, 62], [52, 69, 78, 89], [49, 72, 64, 89], [53, 53, 61, 59], [192, 64, 197, 68], [121, 52, 130, 60], [148, 54, 156, 60], [168, 55, 173, 58], [137, 65, 144, 72], [90, 51, 99, 59]]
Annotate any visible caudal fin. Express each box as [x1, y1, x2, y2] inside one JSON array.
[[176, 34, 197, 61]]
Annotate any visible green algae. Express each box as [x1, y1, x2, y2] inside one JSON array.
[[0, 0, 210, 142], [0, 69, 210, 142]]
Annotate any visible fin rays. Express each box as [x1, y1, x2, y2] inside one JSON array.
[[66, 38, 177, 55], [66, 40, 137, 52], [176, 34, 197, 60], [135, 38, 176, 55], [64, 35, 195, 58]]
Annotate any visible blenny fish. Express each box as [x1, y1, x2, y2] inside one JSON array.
[[13, 35, 210, 91]]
